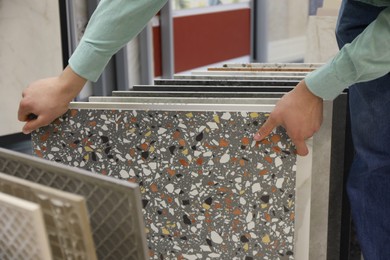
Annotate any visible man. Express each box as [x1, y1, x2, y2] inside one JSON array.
[[255, 1, 390, 259]]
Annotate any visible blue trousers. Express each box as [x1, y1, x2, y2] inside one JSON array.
[[336, 1, 390, 259]]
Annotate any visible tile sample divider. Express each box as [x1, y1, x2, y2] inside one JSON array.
[[0, 172, 97, 260], [0, 148, 148, 260], [0, 191, 52, 260]]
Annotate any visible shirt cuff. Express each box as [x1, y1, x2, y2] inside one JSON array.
[[305, 61, 347, 101], [68, 40, 112, 82]]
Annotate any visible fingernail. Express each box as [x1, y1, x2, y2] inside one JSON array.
[[253, 133, 262, 141]]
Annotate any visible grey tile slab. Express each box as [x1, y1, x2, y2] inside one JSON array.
[[30, 101, 308, 259], [0, 172, 97, 260], [111, 91, 285, 98], [132, 85, 294, 92], [0, 191, 51, 260], [88, 96, 280, 105], [153, 79, 299, 86], [174, 73, 305, 81], [191, 70, 309, 76], [0, 148, 148, 260]]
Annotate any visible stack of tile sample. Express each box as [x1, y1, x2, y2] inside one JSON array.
[[30, 63, 348, 260], [0, 148, 148, 259]]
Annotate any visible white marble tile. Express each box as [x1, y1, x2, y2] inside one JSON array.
[[0, 0, 63, 135]]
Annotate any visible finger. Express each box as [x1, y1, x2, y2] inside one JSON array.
[[254, 117, 277, 141], [291, 138, 309, 156], [22, 117, 46, 135]]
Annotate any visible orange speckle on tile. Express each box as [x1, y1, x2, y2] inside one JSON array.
[[272, 186, 277, 193], [207, 181, 215, 186], [272, 146, 281, 153], [196, 157, 204, 165], [271, 134, 281, 143], [69, 143, 77, 149], [34, 150, 43, 158], [166, 168, 176, 177], [261, 139, 271, 145], [239, 159, 246, 167], [233, 208, 242, 215], [70, 110, 78, 117], [214, 203, 222, 209], [41, 146, 47, 151], [218, 187, 229, 193], [290, 213, 295, 221], [231, 157, 238, 163], [150, 183, 158, 192], [53, 118, 61, 125], [259, 169, 268, 176], [167, 196, 173, 204], [219, 138, 229, 147], [173, 130, 181, 139], [129, 148, 136, 157], [140, 143, 148, 151], [179, 159, 189, 167], [264, 212, 271, 222], [40, 131, 50, 142], [131, 117, 137, 123], [89, 121, 97, 127], [178, 139, 186, 146], [241, 137, 250, 146], [265, 156, 273, 164]]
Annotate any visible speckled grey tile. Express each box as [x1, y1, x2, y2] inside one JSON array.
[[132, 85, 293, 92], [0, 172, 96, 260], [0, 191, 51, 260], [31, 102, 297, 260], [0, 148, 148, 260]]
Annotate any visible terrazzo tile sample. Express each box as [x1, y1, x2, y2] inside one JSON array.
[[0, 172, 97, 260], [0, 148, 148, 260], [31, 103, 297, 259], [0, 191, 51, 260]]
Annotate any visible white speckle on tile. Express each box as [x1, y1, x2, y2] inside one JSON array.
[[252, 183, 261, 193], [207, 122, 218, 130], [275, 157, 283, 168], [210, 231, 223, 244], [220, 153, 230, 163], [158, 128, 167, 135], [165, 184, 174, 193], [275, 178, 284, 189], [119, 170, 129, 178], [221, 112, 231, 120]]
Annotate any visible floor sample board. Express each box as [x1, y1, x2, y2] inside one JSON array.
[[0, 148, 148, 260], [30, 101, 316, 260], [153, 79, 298, 86], [0, 172, 96, 260], [0, 191, 51, 260]]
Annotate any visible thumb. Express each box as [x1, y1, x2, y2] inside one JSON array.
[[254, 117, 277, 141], [22, 117, 47, 134]]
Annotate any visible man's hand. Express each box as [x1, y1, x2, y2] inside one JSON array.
[[18, 66, 87, 134], [253, 80, 323, 156]]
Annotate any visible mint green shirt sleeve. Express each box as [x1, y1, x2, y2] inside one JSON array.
[[69, 0, 168, 82], [305, 7, 390, 100]]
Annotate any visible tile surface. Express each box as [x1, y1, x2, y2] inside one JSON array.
[[0, 148, 148, 260], [0, 191, 51, 260], [32, 106, 297, 259], [0, 172, 96, 260]]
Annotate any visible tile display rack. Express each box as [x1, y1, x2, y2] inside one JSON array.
[[0, 172, 97, 260], [0, 191, 52, 260], [0, 148, 149, 260], [29, 62, 346, 260]]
